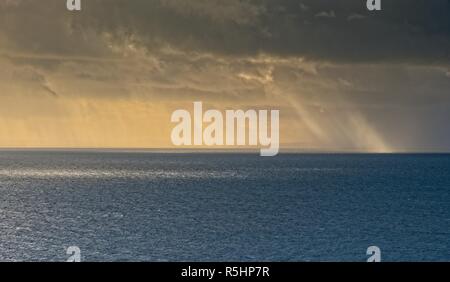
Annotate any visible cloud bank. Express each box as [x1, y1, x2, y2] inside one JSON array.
[[0, 0, 449, 151]]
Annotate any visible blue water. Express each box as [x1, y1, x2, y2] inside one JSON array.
[[0, 151, 448, 261]]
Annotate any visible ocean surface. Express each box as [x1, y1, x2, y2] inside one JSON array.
[[0, 151, 448, 262]]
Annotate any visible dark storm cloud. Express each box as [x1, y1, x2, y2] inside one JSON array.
[[1, 0, 449, 64], [74, 0, 450, 64]]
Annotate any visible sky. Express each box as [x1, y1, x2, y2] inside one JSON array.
[[0, 0, 449, 152]]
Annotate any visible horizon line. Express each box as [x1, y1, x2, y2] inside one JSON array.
[[0, 147, 449, 154]]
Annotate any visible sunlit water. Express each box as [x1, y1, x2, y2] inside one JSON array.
[[0, 151, 448, 261]]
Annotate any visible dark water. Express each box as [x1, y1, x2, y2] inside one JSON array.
[[0, 151, 448, 261]]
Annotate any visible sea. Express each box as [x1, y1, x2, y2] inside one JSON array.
[[0, 151, 448, 261]]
